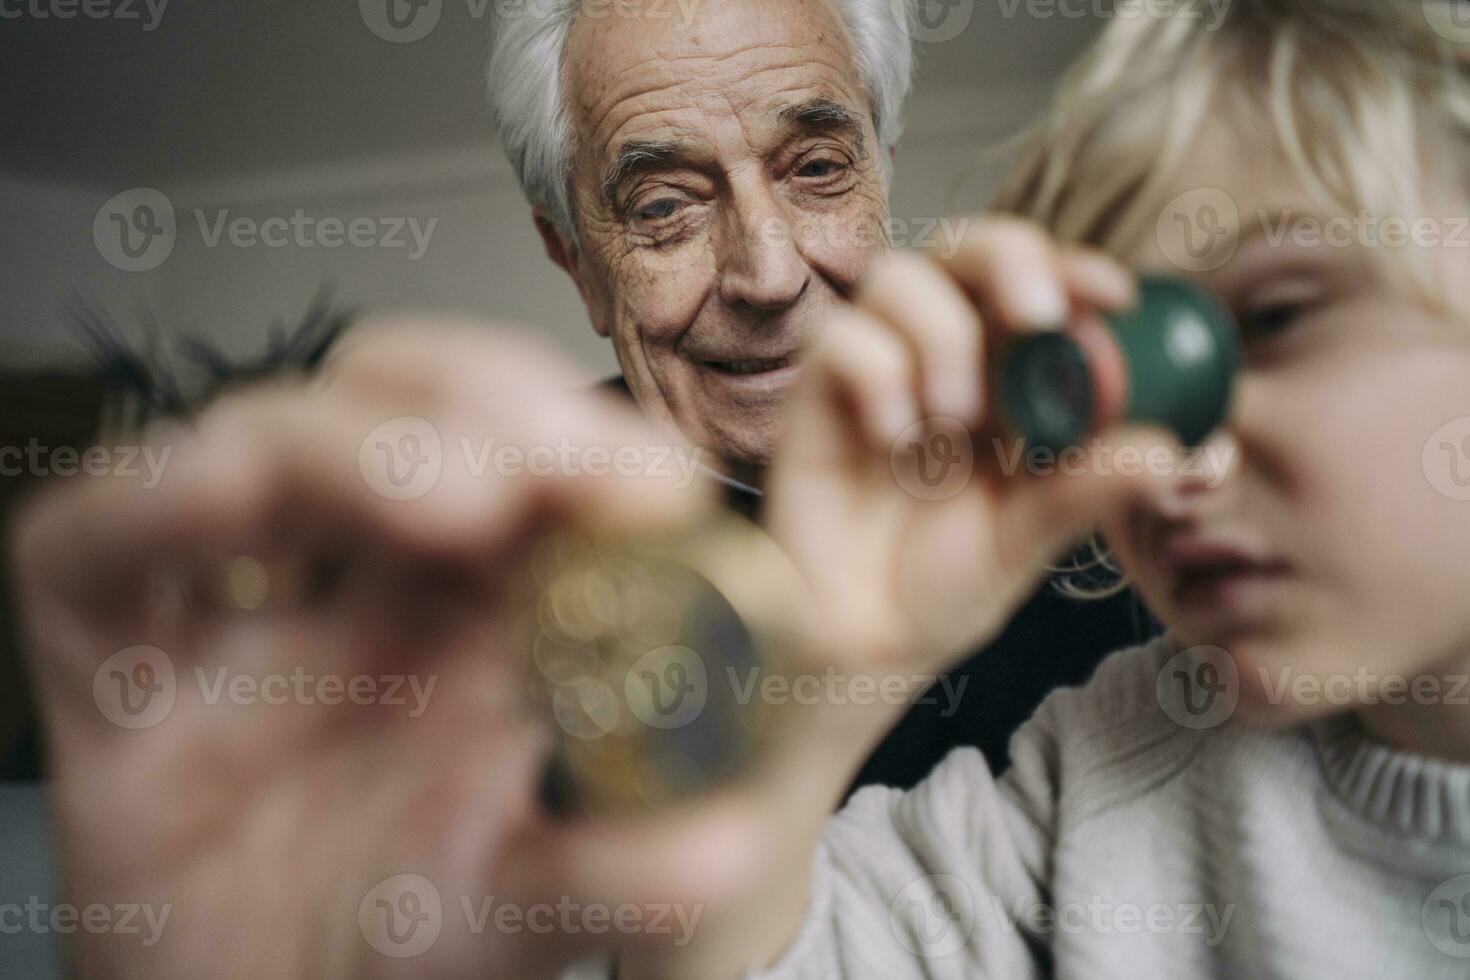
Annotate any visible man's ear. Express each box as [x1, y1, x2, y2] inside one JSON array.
[[533, 208, 610, 339], [534, 208, 577, 276]]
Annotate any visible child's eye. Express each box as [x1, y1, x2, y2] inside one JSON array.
[[1239, 302, 1306, 340]]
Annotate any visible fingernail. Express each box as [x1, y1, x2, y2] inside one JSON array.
[[1013, 279, 1069, 330]]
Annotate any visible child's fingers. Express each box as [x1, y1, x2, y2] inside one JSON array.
[[842, 236, 1136, 439], [1057, 246, 1138, 312], [855, 251, 985, 427], [796, 309, 921, 456], [933, 220, 1139, 332], [991, 424, 1182, 574], [934, 218, 1074, 329]]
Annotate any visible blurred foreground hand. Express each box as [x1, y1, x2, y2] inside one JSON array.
[[9, 320, 745, 979]]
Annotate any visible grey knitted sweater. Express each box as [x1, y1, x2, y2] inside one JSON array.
[[567, 636, 1470, 978]]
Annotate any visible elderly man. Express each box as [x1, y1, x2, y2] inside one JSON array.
[[11, 0, 1162, 976], [487, 0, 909, 487]]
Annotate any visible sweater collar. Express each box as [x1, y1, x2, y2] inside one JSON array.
[[1311, 713, 1470, 847]]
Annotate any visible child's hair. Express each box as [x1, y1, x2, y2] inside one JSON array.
[[994, 0, 1470, 304], [1004, 0, 1470, 600]]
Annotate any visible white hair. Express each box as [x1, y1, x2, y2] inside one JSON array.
[[487, 0, 917, 239]]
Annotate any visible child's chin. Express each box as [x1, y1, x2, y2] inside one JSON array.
[[1232, 681, 1349, 728], [1230, 646, 1372, 728], [1184, 630, 1356, 728]]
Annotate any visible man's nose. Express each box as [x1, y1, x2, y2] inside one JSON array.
[[716, 192, 811, 311]]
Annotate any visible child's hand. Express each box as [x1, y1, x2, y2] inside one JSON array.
[[767, 218, 1182, 681]]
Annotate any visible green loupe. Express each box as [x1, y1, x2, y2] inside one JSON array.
[[1000, 275, 1241, 452]]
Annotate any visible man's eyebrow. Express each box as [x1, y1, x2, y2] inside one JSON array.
[[777, 98, 864, 137], [600, 139, 685, 210], [598, 101, 865, 210]]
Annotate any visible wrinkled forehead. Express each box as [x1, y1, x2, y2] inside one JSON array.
[[562, 0, 865, 161]]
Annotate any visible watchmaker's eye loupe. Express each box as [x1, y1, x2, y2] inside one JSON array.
[[1000, 275, 1241, 452]]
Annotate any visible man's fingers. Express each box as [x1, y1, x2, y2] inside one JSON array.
[[326, 326, 715, 542], [324, 319, 594, 409], [518, 389, 716, 540], [13, 333, 711, 631], [496, 791, 776, 961]]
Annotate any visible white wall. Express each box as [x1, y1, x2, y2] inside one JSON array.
[[0, 177, 171, 369], [159, 143, 614, 375]]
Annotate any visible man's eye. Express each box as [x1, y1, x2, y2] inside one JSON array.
[[635, 199, 683, 222], [796, 158, 846, 179]]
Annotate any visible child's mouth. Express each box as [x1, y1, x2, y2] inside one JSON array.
[[1156, 538, 1293, 621], [1173, 561, 1289, 608]]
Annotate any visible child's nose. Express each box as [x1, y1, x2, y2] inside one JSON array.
[[1148, 427, 1241, 521]]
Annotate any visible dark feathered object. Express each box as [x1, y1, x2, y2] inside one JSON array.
[[67, 289, 358, 425]]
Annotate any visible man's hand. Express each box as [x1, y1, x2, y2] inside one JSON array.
[[11, 319, 717, 979]]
